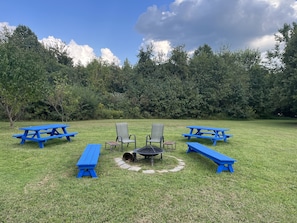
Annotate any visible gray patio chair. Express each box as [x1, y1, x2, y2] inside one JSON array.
[[146, 123, 164, 148], [115, 123, 136, 151]]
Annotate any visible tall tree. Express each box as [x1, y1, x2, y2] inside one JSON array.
[[46, 78, 80, 122], [168, 45, 189, 80], [268, 22, 297, 116], [0, 25, 47, 127]]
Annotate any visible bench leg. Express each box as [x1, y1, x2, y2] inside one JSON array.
[[77, 168, 98, 178], [216, 164, 234, 173], [186, 147, 193, 153]]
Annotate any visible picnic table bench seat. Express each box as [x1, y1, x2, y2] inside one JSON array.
[[76, 144, 101, 178], [39, 132, 78, 142], [183, 133, 216, 140], [12, 130, 53, 138], [186, 142, 236, 173], [183, 133, 233, 139]]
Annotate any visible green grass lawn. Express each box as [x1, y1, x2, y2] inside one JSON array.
[[0, 119, 296, 222]]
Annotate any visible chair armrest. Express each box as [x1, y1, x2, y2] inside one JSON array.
[[146, 135, 151, 141], [129, 134, 136, 141], [116, 136, 123, 142]]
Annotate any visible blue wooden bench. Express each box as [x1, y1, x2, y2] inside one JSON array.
[[186, 142, 236, 173], [76, 144, 101, 178]]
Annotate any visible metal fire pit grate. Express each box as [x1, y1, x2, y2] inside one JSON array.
[[133, 145, 163, 166]]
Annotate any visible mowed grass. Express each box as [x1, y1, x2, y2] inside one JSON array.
[[0, 119, 296, 222]]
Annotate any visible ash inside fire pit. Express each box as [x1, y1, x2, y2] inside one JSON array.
[[133, 145, 163, 166]]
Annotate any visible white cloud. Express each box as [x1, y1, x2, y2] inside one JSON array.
[[141, 39, 172, 62], [248, 34, 276, 52], [67, 40, 96, 66], [40, 37, 96, 66], [172, 0, 187, 6], [0, 22, 16, 39], [40, 36, 67, 50], [136, 0, 297, 54], [0, 22, 16, 32], [100, 48, 121, 66], [40, 36, 121, 67]]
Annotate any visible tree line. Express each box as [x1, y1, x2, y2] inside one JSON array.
[[1, 24, 297, 127]]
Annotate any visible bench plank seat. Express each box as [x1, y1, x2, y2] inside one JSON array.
[[13, 132, 77, 142], [13, 130, 53, 138], [76, 144, 101, 178], [39, 132, 78, 142], [186, 142, 236, 173]]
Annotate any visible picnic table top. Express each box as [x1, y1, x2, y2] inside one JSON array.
[[19, 124, 69, 131], [186, 126, 229, 131]]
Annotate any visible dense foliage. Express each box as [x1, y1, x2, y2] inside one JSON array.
[[1, 24, 297, 126]]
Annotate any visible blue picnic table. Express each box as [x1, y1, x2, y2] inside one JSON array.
[[182, 125, 232, 146], [13, 123, 78, 148]]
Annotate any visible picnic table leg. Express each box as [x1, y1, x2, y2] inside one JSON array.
[[222, 132, 226, 142], [33, 131, 45, 149], [61, 127, 72, 141], [222, 131, 227, 142], [186, 128, 194, 140], [20, 130, 29, 145], [212, 130, 219, 146], [38, 142, 44, 149]]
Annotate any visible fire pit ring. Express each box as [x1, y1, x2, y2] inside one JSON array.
[[133, 145, 163, 166]]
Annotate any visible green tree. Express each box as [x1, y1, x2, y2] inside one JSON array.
[[189, 45, 223, 117], [46, 78, 80, 122], [168, 45, 189, 80], [48, 43, 73, 67], [0, 25, 47, 127], [267, 22, 297, 116], [135, 44, 156, 78]]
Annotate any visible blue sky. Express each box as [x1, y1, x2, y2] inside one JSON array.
[[1, 0, 297, 66]]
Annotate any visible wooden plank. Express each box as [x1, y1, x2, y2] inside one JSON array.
[[40, 132, 78, 141], [12, 130, 52, 138]]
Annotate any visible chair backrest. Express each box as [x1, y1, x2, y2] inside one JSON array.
[[116, 123, 130, 140], [150, 123, 164, 140]]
